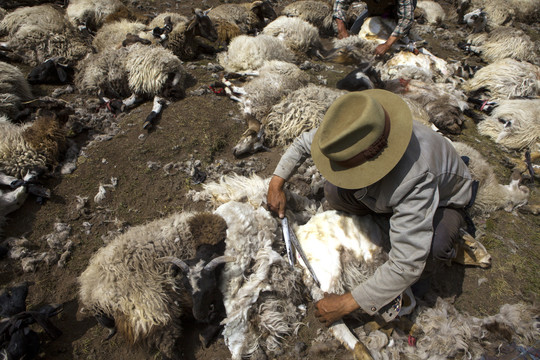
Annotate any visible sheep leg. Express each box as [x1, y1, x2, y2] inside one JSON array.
[[330, 321, 373, 360], [0, 172, 18, 186], [0, 186, 29, 217], [143, 96, 166, 130], [122, 93, 140, 109]]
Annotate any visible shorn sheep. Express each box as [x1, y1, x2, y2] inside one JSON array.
[[217, 34, 296, 72], [197, 174, 537, 359], [0, 61, 33, 119], [463, 58, 540, 100], [0, 4, 89, 66], [75, 43, 190, 128], [415, 0, 446, 25], [78, 211, 233, 358], [476, 99, 540, 152]]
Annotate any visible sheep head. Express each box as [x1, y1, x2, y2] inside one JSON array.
[[164, 255, 235, 322], [190, 8, 218, 43], [251, 1, 277, 23], [27, 58, 73, 85], [453, 231, 492, 268], [502, 169, 530, 212], [232, 115, 266, 158]]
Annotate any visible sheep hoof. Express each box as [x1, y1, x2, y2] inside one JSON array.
[[453, 232, 492, 268], [353, 342, 373, 360]]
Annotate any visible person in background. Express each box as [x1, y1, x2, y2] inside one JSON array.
[[333, 0, 417, 56]]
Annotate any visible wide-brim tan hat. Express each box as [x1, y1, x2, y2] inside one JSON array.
[[312, 89, 412, 189]]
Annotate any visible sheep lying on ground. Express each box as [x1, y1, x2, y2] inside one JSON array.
[[476, 99, 540, 152], [281, 0, 333, 35], [261, 16, 322, 55], [207, 1, 276, 40], [465, 0, 540, 27], [461, 27, 538, 64], [0, 4, 89, 66], [0, 61, 33, 119], [451, 141, 531, 216], [140, 10, 218, 61], [0, 111, 68, 178], [232, 84, 346, 157], [0, 172, 36, 241], [78, 211, 233, 358], [463, 58, 540, 100], [66, 0, 141, 33], [217, 34, 296, 72], [75, 43, 190, 128], [91, 19, 149, 52], [383, 78, 469, 134], [415, 0, 446, 25]]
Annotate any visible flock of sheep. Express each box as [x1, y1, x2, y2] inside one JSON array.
[[0, 0, 539, 359]]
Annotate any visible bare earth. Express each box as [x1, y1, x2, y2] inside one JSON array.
[[1, 0, 539, 359]]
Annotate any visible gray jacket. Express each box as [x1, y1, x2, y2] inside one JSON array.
[[274, 121, 473, 320]]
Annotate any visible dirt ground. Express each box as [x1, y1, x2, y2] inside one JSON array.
[[1, 0, 539, 359]]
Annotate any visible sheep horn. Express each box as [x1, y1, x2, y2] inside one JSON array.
[[160, 256, 190, 273], [204, 256, 235, 271]]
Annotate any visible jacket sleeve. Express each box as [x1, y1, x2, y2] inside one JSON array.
[[351, 172, 439, 318], [273, 129, 316, 180], [333, 0, 352, 21], [391, 0, 415, 38]]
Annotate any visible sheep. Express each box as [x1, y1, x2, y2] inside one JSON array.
[[464, 0, 540, 27], [415, 0, 446, 25], [0, 61, 33, 119], [217, 34, 296, 72], [232, 84, 346, 158], [476, 99, 540, 151], [335, 63, 384, 92], [461, 27, 538, 64], [66, 0, 140, 33], [261, 15, 322, 55], [74, 43, 190, 128], [0, 110, 68, 178], [26, 57, 74, 85], [383, 78, 469, 134], [281, 0, 334, 35], [78, 211, 233, 358], [463, 58, 540, 100], [139, 10, 218, 61], [0, 4, 89, 67], [0, 172, 33, 240], [463, 8, 487, 33], [198, 175, 531, 359], [207, 1, 277, 37], [91, 19, 149, 52], [451, 141, 531, 216]]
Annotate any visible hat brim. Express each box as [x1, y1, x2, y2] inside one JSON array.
[[312, 89, 413, 189]]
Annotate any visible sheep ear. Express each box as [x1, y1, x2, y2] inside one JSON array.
[[250, 1, 264, 10]]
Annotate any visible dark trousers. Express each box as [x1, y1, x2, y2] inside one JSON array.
[[324, 182, 465, 262]]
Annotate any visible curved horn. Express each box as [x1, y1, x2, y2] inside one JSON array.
[[204, 256, 236, 271], [159, 256, 190, 273]]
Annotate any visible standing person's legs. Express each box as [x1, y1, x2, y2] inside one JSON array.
[[324, 181, 374, 215]]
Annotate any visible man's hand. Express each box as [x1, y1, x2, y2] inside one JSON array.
[[336, 18, 349, 39], [315, 292, 360, 327], [267, 175, 287, 218], [374, 43, 391, 56]]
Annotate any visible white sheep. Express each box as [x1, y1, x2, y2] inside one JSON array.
[[281, 0, 334, 35], [232, 84, 345, 157], [463, 27, 538, 64], [261, 15, 322, 54], [451, 141, 531, 216], [66, 0, 133, 32], [476, 99, 540, 151], [0, 61, 33, 119], [416, 0, 446, 25], [91, 19, 149, 52], [78, 211, 233, 358], [0, 171, 33, 239], [75, 43, 189, 127], [463, 58, 540, 99], [0, 4, 89, 66], [217, 34, 296, 72], [466, 0, 540, 27]]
